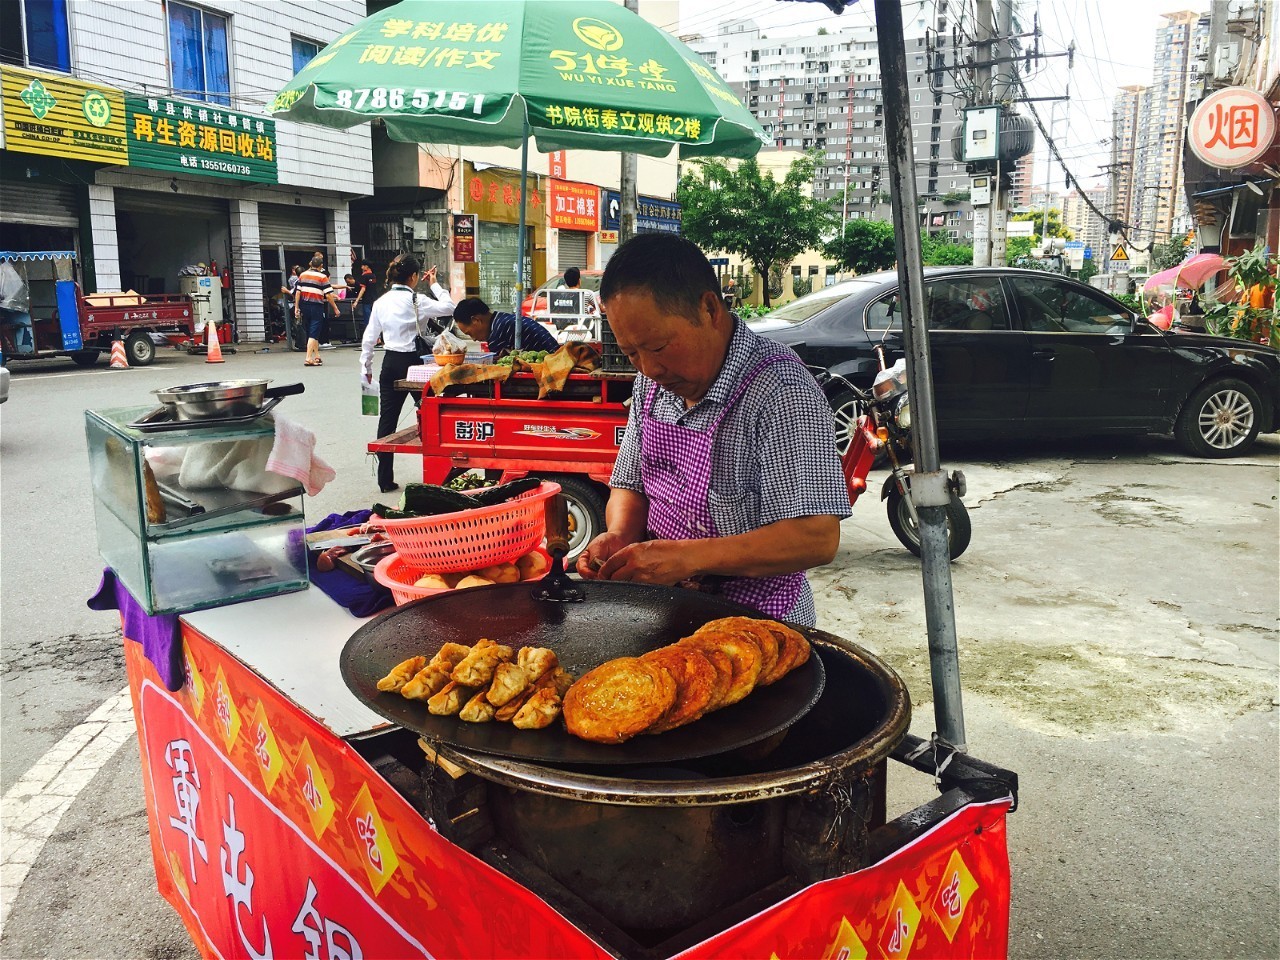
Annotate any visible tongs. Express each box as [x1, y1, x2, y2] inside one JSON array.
[[531, 495, 584, 602]]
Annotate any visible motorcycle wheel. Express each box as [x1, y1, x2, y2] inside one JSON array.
[[886, 488, 971, 560]]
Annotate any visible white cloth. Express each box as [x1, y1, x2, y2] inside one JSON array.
[[161, 415, 334, 497], [360, 282, 455, 376], [266, 413, 335, 496]]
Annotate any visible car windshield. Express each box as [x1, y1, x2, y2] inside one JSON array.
[[765, 284, 873, 324]]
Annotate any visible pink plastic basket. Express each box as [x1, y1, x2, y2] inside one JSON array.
[[374, 549, 552, 606], [372, 481, 560, 573]]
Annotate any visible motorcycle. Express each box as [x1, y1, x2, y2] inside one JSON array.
[[821, 348, 972, 560]]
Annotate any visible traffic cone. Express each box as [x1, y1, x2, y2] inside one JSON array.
[[205, 319, 225, 364], [109, 339, 128, 369]]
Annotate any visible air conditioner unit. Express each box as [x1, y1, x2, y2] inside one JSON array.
[[1213, 41, 1241, 80]]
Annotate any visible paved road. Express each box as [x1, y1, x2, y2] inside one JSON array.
[[1, 345, 1276, 958]]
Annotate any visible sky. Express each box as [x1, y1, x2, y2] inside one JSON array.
[[676, 0, 1210, 194]]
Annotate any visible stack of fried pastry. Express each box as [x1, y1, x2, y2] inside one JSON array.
[[377, 641, 574, 730], [563, 617, 810, 744]]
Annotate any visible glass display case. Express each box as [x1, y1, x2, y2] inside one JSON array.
[[85, 407, 309, 615]]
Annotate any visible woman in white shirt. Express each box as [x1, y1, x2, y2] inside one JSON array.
[[360, 255, 456, 492]]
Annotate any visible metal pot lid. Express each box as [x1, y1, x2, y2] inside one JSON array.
[[341, 581, 828, 767], [153, 379, 272, 402]]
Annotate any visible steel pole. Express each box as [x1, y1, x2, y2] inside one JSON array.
[[619, 0, 640, 244], [515, 114, 530, 350], [873, 0, 967, 750]]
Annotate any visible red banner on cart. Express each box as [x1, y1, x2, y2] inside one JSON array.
[[123, 633, 611, 960], [674, 798, 1013, 960], [123, 629, 1010, 960]]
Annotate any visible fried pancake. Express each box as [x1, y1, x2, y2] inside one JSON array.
[[563, 657, 677, 743], [759, 620, 810, 683], [678, 629, 762, 707], [705, 617, 780, 680], [641, 646, 720, 734], [699, 648, 734, 711]]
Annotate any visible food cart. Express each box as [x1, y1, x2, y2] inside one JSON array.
[[93, 2, 1012, 955], [114, 577, 1014, 960]]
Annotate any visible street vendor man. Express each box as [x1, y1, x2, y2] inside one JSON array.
[[452, 297, 559, 356], [576, 234, 851, 627]]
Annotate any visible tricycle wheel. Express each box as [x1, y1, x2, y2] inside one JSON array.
[[886, 487, 971, 560], [70, 350, 101, 367], [125, 333, 156, 366], [544, 474, 606, 564]]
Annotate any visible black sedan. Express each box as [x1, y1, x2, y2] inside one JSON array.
[[750, 267, 1280, 458]]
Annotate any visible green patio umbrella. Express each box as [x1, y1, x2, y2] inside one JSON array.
[[271, 0, 769, 334], [271, 0, 767, 157]]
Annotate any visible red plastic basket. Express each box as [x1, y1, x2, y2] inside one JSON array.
[[372, 481, 560, 573], [374, 549, 552, 606]]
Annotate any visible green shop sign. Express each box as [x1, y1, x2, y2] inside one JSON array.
[[124, 94, 278, 183]]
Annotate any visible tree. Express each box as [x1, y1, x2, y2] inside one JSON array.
[[678, 151, 834, 306], [824, 219, 896, 274], [1011, 208, 1074, 243], [1149, 234, 1191, 272], [1004, 236, 1034, 265], [920, 234, 973, 266], [1076, 260, 1100, 284]]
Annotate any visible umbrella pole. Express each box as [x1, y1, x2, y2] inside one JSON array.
[[514, 115, 531, 351], [874, 0, 967, 751]]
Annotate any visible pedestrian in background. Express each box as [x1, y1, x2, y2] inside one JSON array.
[[563, 266, 600, 316], [294, 254, 339, 367], [281, 264, 301, 297], [356, 260, 378, 326], [360, 255, 456, 493]]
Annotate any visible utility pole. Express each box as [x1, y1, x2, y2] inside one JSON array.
[[970, 0, 995, 267], [989, 0, 1015, 268], [619, 0, 639, 244]]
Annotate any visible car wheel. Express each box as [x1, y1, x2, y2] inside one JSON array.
[[886, 488, 971, 560], [1175, 377, 1262, 458], [125, 333, 156, 366], [70, 350, 101, 367], [542, 475, 606, 564]]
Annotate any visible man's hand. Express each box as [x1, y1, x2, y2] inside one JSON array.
[[596, 540, 695, 585], [575, 531, 629, 579]]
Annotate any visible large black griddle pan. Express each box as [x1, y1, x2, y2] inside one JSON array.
[[340, 499, 825, 766]]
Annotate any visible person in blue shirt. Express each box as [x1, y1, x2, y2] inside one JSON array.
[[452, 297, 558, 355]]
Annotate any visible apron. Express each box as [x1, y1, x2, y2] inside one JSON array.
[[640, 354, 806, 619]]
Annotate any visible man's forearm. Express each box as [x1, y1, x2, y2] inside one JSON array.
[[605, 488, 649, 545], [684, 515, 841, 579]]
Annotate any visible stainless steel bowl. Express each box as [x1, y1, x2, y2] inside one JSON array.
[[152, 380, 303, 421]]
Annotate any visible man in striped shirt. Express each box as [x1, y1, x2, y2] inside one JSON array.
[[293, 254, 339, 366]]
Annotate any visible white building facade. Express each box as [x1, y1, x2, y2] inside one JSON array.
[[1, 0, 373, 341]]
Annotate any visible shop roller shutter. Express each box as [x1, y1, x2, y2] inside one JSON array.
[[258, 203, 326, 245], [558, 230, 588, 271], [0, 180, 79, 227], [113, 188, 228, 219]]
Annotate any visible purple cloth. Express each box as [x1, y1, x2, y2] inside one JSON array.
[[87, 569, 184, 691], [306, 511, 394, 618]]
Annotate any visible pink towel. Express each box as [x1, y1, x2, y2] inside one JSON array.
[[266, 413, 336, 496]]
